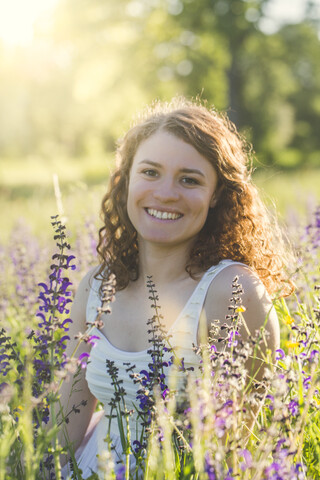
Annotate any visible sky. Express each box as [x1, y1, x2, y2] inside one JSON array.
[[261, 0, 320, 33], [0, 0, 319, 46]]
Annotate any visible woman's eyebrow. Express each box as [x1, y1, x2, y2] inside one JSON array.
[[138, 160, 205, 177], [138, 160, 161, 167], [180, 167, 205, 177]]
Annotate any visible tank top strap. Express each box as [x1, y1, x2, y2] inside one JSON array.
[[86, 275, 102, 326], [171, 260, 248, 346]]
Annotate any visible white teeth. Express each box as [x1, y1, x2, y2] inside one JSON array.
[[147, 209, 181, 220]]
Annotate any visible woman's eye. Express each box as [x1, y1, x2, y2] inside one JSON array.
[[181, 177, 199, 186], [142, 169, 158, 177]]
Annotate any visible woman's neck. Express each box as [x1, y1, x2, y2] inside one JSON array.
[[137, 242, 192, 285]]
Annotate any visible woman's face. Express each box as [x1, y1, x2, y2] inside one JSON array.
[[127, 130, 218, 250]]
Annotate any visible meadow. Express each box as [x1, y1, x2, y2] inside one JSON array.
[[1, 162, 320, 479], [1, 0, 320, 475]]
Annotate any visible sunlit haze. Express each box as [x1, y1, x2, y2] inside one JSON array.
[[0, 0, 59, 46], [0, 0, 318, 47], [0, 0, 320, 46]]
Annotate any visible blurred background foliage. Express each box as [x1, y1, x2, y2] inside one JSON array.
[[0, 0, 320, 240]]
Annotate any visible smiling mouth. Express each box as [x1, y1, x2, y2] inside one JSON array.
[[145, 208, 183, 220]]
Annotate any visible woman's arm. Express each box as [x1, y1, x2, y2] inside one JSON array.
[[203, 264, 280, 380], [202, 264, 280, 446], [56, 268, 98, 465]]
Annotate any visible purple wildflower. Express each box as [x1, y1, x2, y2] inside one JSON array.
[[87, 335, 100, 347], [309, 349, 319, 361], [79, 352, 90, 368], [275, 349, 285, 360], [32, 218, 76, 399], [115, 464, 126, 480], [266, 394, 274, 411], [240, 449, 253, 471], [204, 451, 216, 480], [288, 399, 299, 417], [303, 375, 311, 390], [227, 330, 240, 348]]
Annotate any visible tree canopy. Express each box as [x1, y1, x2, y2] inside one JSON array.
[[0, 0, 319, 169]]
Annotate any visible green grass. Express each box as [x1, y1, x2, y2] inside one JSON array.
[[1, 155, 114, 242], [2, 182, 105, 243], [0, 155, 114, 187], [253, 168, 320, 217]]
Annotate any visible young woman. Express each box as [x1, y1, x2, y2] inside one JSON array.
[[61, 98, 291, 478]]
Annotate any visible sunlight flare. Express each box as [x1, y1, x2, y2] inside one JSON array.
[[0, 0, 58, 46]]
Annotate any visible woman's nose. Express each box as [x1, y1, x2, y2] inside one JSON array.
[[153, 178, 179, 202]]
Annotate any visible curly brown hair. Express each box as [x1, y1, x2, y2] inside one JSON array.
[[97, 97, 292, 297]]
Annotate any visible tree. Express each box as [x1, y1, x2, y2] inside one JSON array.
[[0, 0, 319, 169]]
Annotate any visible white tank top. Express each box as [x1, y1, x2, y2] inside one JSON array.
[[85, 260, 244, 439]]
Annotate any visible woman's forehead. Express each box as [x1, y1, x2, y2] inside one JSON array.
[[131, 131, 214, 170]]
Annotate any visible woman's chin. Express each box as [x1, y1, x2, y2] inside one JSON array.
[[138, 233, 194, 250]]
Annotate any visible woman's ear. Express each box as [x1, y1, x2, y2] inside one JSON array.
[[210, 185, 223, 208], [209, 195, 217, 208]]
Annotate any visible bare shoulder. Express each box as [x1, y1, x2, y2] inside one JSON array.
[[204, 263, 280, 351]]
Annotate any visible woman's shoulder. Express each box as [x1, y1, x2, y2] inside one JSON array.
[[204, 261, 280, 350], [208, 261, 261, 293], [205, 260, 259, 295]]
